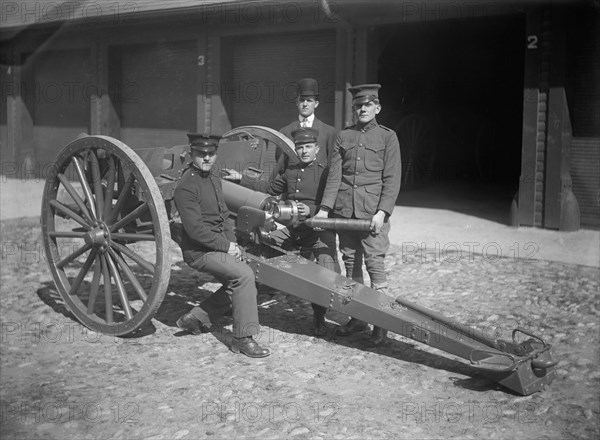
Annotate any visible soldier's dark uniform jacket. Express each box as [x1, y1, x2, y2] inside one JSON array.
[[174, 166, 235, 261], [320, 119, 401, 219], [241, 159, 328, 218]]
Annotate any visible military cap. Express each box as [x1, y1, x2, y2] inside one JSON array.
[[348, 83, 381, 105], [291, 127, 319, 145], [187, 133, 221, 153], [297, 78, 319, 98]]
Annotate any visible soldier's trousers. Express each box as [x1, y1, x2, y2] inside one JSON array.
[[337, 218, 390, 289], [187, 251, 260, 338]]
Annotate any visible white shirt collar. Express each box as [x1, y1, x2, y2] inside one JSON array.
[[298, 114, 315, 126]]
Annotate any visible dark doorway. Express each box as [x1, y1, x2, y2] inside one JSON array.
[[377, 15, 526, 195]]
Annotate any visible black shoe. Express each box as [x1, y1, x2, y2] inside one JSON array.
[[230, 336, 270, 358], [313, 313, 330, 337], [176, 312, 209, 335], [336, 318, 368, 336], [370, 326, 388, 346]]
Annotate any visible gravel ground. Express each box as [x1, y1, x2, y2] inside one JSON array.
[[1, 217, 599, 439]]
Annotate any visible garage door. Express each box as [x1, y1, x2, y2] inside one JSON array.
[[117, 40, 197, 149], [227, 30, 337, 130]]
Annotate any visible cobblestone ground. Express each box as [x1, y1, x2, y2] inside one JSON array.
[[1, 217, 598, 439]]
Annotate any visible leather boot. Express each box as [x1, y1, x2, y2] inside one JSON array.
[[230, 336, 270, 358], [176, 312, 210, 335], [336, 318, 368, 336], [370, 326, 388, 346], [313, 313, 330, 337]]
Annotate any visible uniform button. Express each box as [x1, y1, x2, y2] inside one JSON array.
[[301, 169, 305, 172], [359, 143, 363, 147], [355, 171, 359, 175], [297, 178, 301, 182], [357, 157, 361, 160], [354, 185, 358, 188], [296, 189, 300, 192]]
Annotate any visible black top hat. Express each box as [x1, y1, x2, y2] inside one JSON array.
[[348, 84, 381, 105], [297, 78, 319, 98], [291, 127, 319, 145], [187, 133, 221, 152]]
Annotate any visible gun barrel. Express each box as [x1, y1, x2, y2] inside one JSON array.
[[303, 217, 373, 231]]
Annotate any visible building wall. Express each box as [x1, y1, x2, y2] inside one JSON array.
[[1, 1, 598, 229]]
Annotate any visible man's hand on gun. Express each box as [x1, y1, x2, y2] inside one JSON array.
[[228, 242, 244, 260], [297, 202, 311, 217], [222, 169, 242, 181], [370, 210, 386, 236], [311, 208, 329, 231]]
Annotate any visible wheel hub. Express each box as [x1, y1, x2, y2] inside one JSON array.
[[84, 221, 111, 253]]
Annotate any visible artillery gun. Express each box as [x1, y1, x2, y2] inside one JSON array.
[[41, 126, 557, 396]]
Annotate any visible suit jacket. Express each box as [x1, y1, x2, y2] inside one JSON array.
[[320, 119, 402, 219], [173, 166, 235, 261], [278, 117, 338, 167]]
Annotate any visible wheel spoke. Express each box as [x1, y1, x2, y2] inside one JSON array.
[[72, 156, 98, 220], [49, 200, 91, 230], [68, 250, 97, 296], [107, 173, 135, 225], [49, 231, 87, 239], [110, 241, 155, 274], [87, 258, 102, 314], [109, 248, 148, 301], [102, 156, 116, 220], [100, 255, 114, 324], [58, 174, 93, 224], [105, 253, 134, 320], [57, 243, 92, 269], [111, 233, 155, 242], [88, 150, 105, 217], [109, 202, 148, 232]]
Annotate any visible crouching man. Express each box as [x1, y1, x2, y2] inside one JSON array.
[[223, 128, 341, 336]]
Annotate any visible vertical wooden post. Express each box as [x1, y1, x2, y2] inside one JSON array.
[[196, 34, 207, 133], [545, 7, 579, 230], [16, 55, 35, 178], [207, 36, 232, 134], [103, 45, 121, 138], [334, 27, 347, 131], [518, 8, 543, 227]]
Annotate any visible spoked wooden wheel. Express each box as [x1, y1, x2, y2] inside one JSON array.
[[395, 114, 437, 187], [41, 135, 171, 336]]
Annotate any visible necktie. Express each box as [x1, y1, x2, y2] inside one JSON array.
[[301, 118, 308, 128]]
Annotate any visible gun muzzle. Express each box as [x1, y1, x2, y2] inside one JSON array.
[[303, 217, 373, 231]]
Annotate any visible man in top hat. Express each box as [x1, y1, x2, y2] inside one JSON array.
[[277, 78, 338, 170], [174, 133, 270, 358], [223, 127, 341, 336], [314, 84, 402, 346]]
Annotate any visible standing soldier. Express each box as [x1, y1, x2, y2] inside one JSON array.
[[315, 84, 402, 346], [174, 133, 270, 358]]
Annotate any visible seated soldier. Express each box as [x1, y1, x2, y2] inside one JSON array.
[[174, 133, 270, 358], [223, 127, 341, 336]]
